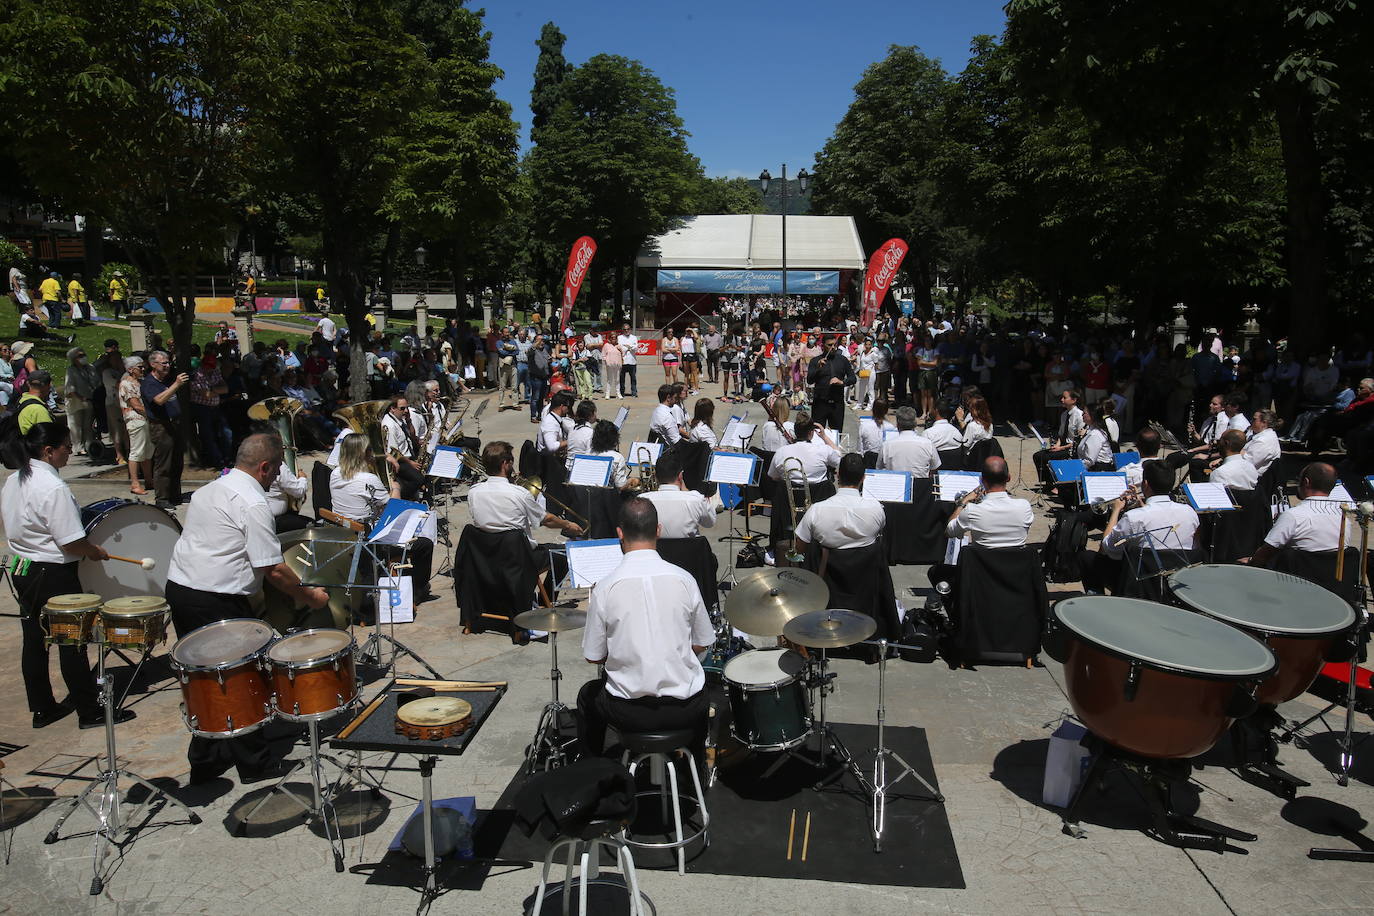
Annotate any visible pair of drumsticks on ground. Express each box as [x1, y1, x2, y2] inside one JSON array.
[[786, 808, 812, 862]]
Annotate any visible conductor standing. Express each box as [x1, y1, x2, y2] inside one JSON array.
[[806, 335, 855, 431]]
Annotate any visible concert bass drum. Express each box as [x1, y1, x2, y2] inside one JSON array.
[[78, 499, 182, 598], [1168, 564, 1357, 706], [1053, 597, 1276, 759]]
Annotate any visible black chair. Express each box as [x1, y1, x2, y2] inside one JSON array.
[[803, 538, 898, 640], [454, 525, 540, 636], [862, 450, 879, 470], [948, 544, 1047, 665], [657, 536, 720, 615], [1269, 547, 1361, 605], [311, 461, 334, 516], [884, 477, 947, 565], [677, 441, 716, 498], [520, 439, 539, 480], [1115, 543, 1205, 601], [1256, 463, 1281, 502], [937, 447, 966, 472], [770, 478, 835, 552], [584, 488, 625, 540], [1204, 486, 1270, 563], [965, 437, 1003, 471]]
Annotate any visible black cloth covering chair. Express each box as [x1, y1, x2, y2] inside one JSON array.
[[948, 544, 1048, 664], [964, 436, 1003, 472], [1204, 486, 1272, 563], [884, 477, 948, 565], [769, 479, 836, 551], [454, 525, 539, 634], [1269, 547, 1361, 606], [657, 536, 720, 615], [937, 448, 966, 472], [1115, 543, 1205, 601], [678, 440, 716, 497], [803, 538, 899, 640], [311, 461, 334, 516]]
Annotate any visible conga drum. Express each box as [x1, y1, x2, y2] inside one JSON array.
[[267, 628, 358, 721], [1054, 597, 1277, 759], [99, 596, 171, 651], [42, 594, 102, 645], [1168, 564, 1357, 706], [170, 619, 275, 738]]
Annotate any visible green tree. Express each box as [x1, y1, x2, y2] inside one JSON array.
[[691, 177, 765, 215], [530, 22, 571, 145]]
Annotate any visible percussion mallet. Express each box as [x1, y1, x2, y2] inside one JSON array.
[[787, 808, 796, 861], [801, 811, 812, 862], [107, 554, 156, 570]]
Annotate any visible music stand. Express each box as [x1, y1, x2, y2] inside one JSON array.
[[711, 450, 764, 586]]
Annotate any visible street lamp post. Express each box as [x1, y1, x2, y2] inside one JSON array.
[[758, 166, 810, 328]]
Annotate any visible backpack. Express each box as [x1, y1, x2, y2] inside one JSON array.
[[0, 410, 19, 468], [1041, 507, 1091, 583]]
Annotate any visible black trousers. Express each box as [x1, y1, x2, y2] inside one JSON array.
[[809, 397, 843, 431], [13, 560, 100, 717], [150, 419, 185, 504], [1032, 446, 1071, 486], [274, 512, 312, 534], [165, 580, 270, 775], [577, 678, 709, 757], [395, 458, 425, 501], [1078, 551, 1124, 595]]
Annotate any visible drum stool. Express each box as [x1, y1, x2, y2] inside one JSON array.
[[619, 730, 710, 875], [532, 817, 644, 916]]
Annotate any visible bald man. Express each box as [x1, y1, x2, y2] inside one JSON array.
[[928, 456, 1035, 600]]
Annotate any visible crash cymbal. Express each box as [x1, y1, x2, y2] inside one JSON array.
[[724, 567, 829, 636], [513, 607, 587, 633], [783, 609, 877, 649]]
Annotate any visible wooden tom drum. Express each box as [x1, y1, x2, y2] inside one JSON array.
[[267, 628, 358, 721], [99, 595, 170, 650], [1054, 597, 1276, 759], [170, 618, 275, 738], [43, 593, 102, 646]]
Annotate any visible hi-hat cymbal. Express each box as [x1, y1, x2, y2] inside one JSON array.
[[783, 609, 877, 649], [724, 567, 829, 636], [513, 607, 587, 633]]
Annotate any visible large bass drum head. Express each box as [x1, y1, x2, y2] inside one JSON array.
[[79, 500, 182, 598], [1169, 564, 1355, 637]]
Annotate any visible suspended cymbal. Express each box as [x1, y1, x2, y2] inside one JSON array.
[[513, 607, 587, 633], [724, 567, 829, 636], [783, 609, 877, 649]]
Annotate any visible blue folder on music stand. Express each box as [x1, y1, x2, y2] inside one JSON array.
[[1113, 451, 1140, 470], [1049, 459, 1086, 484]]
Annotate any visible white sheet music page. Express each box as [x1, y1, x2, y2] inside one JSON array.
[[1184, 482, 1235, 511], [427, 445, 464, 479], [628, 441, 663, 465], [863, 470, 911, 502], [721, 422, 755, 449], [368, 508, 429, 545], [1331, 482, 1354, 503], [708, 452, 757, 485], [1082, 473, 1128, 505], [936, 471, 981, 502], [614, 406, 629, 429], [568, 455, 613, 487], [567, 538, 624, 587]]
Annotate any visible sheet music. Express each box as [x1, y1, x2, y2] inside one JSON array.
[[720, 418, 739, 447], [721, 422, 755, 449], [613, 406, 629, 430], [822, 428, 840, 446], [1183, 482, 1236, 512], [568, 454, 614, 487], [427, 445, 464, 479], [708, 451, 758, 485], [863, 469, 912, 502], [1082, 472, 1128, 505], [566, 538, 623, 588], [936, 471, 981, 502], [882, 428, 898, 442], [368, 508, 430, 545], [628, 441, 662, 465], [1030, 424, 1049, 448], [1331, 482, 1353, 503], [426, 426, 441, 455]]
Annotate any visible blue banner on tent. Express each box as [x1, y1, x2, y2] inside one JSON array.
[[656, 269, 839, 294]]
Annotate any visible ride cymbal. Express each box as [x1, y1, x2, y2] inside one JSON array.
[[724, 567, 829, 636], [783, 608, 877, 649], [513, 608, 588, 633]]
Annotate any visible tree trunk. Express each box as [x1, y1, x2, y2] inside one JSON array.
[[83, 217, 104, 286], [912, 259, 934, 316], [380, 223, 400, 306], [1273, 86, 1327, 356], [452, 241, 468, 323]]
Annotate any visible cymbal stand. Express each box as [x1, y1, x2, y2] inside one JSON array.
[[525, 628, 575, 774], [44, 623, 201, 895], [1333, 502, 1371, 787], [863, 638, 943, 852], [783, 648, 870, 793]]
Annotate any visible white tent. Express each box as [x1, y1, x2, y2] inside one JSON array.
[[636, 214, 865, 270]]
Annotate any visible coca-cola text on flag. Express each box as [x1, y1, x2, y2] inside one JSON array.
[[860, 238, 909, 327], [560, 236, 597, 331]]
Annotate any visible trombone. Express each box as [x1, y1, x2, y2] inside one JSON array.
[[629, 445, 657, 495], [455, 447, 590, 529], [779, 456, 812, 564]]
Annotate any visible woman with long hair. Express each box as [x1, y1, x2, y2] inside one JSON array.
[[858, 398, 896, 455], [960, 394, 994, 449], [916, 331, 939, 421], [2, 421, 134, 730], [329, 433, 401, 524], [688, 397, 717, 447], [681, 325, 700, 393], [565, 399, 597, 467], [661, 327, 681, 385], [786, 331, 805, 394], [760, 397, 795, 451], [720, 326, 742, 400], [590, 418, 633, 489]]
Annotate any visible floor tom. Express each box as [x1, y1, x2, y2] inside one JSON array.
[[722, 648, 811, 751]]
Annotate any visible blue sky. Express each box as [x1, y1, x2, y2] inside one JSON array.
[[479, 0, 1010, 178]]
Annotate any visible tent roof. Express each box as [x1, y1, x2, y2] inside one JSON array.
[[636, 215, 865, 270]]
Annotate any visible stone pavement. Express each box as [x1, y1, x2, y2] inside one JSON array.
[[3, 365, 1374, 915]]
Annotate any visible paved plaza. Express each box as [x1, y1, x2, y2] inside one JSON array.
[[2, 363, 1373, 915]]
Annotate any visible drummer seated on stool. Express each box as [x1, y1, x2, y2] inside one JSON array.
[[641, 449, 716, 539], [928, 456, 1034, 606], [166, 433, 331, 785], [1080, 460, 1200, 595], [577, 498, 715, 757], [1244, 461, 1358, 569]]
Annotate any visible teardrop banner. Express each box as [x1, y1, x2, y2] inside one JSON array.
[[560, 235, 597, 332], [860, 238, 908, 327]]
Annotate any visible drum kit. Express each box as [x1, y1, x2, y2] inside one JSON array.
[[714, 567, 945, 852], [168, 618, 362, 871], [1053, 561, 1366, 852]]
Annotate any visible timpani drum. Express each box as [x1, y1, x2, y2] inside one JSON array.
[[170, 619, 275, 738], [1168, 564, 1357, 706], [43, 593, 103, 645], [1054, 597, 1277, 759], [723, 648, 812, 751], [266, 628, 358, 721], [99, 595, 171, 651], [78, 499, 181, 599]]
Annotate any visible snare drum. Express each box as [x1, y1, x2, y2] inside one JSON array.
[[723, 648, 811, 751], [1169, 564, 1356, 706], [1054, 597, 1276, 759], [43, 593, 102, 645], [99, 595, 170, 650], [79, 499, 181, 599], [267, 628, 358, 721], [170, 619, 275, 738]]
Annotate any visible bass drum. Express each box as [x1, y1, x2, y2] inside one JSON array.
[[252, 527, 365, 633], [1054, 596, 1276, 759], [1168, 564, 1357, 706], [79, 499, 182, 599]]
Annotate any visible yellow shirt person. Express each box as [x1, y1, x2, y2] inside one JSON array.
[[68, 279, 86, 303], [39, 276, 61, 302], [110, 276, 129, 301]]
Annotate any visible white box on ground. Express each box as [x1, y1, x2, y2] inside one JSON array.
[[1042, 719, 1091, 809]]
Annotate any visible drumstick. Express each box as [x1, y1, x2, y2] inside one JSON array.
[[395, 678, 508, 689], [787, 808, 796, 860], [106, 553, 156, 570], [801, 811, 811, 861], [337, 691, 389, 740]]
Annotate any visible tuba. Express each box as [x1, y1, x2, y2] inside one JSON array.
[[249, 396, 304, 511], [333, 399, 394, 490]]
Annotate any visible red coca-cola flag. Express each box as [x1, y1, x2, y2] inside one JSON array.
[[560, 236, 597, 332], [860, 238, 908, 327]]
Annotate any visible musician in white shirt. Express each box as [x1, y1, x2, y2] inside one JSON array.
[[564, 399, 597, 469], [1083, 460, 1200, 593], [1033, 388, 1086, 486], [687, 397, 718, 447], [794, 453, 886, 551], [1243, 409, 1281, 476], [380, 395, 425, 500], [878, 406, 941, 477], [1223, 395, 1251, 433], [760, 398, 795, 452], [265, 460, 310, 531], [537, 390, 574, 454], [769, 418, 841, 485], [641, 449, 716, 538], [1208, 431, 1258, 490], [929, 457, 1034, 601], [578, 497, 714, 755], [1076, 403, 1113, 470], [468, 441, 583, 548], [420, 380, 447, 442], [922, 400, 964, 450], [858, 400, 896, 455], [958, 394, 993, 450], [650, 384, 686, 445], [1248, 462, 1359, 566]]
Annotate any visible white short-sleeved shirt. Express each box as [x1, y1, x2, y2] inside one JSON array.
[[469, 477, 545, 547], [1209, 454, 1258, 490], [1077, 428, 1112, 467], [538, 410, 566, 453], [858, 417, 896, 455], [266, 462, 308, 517], [167, 469, 283, 595], [317, 315, 337, 341], [1264, 497, 1359, 553], [961, 419, 992, 450], [946, 491, 1035, 548], [330, 468, 388, 523], [769, 438, 840, 484], [878, 430, 941, 477], [1197, 413, 1223, 445], [688, 423, 717, 448], [1243, 428, 1281, 475], [564, 423, 595, 469], [381, 412, 413, 459], [923, 419, 963, 451], [2, 460, 87, 563], [760, 420, 795, 452], [582, 548, 715, 700], [1225, 412, 1252, 433], [1102, 495, 1200, 559], [641, 484, 716, 539], [650, 403, 682, 444], [794, 488, 886, 549], [592, 449, 630, 489]]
